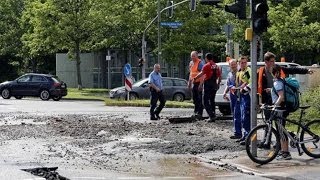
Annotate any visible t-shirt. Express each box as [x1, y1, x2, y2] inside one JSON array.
[[271, 79, 284, 104], [202, 62, 221, 81]]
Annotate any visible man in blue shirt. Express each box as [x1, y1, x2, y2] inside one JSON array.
[[148, 64, 166, 120]]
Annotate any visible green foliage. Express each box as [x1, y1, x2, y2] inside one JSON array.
[[289, 86, 320, 121]]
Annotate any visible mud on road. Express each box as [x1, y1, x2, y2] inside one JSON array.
[[0, 111, 246, 177]]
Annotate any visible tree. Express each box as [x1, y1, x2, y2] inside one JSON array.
[[22, 0, 100, 89]]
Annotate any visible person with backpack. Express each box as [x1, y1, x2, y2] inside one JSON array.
[[258, 52, 313, 121], [271, 65, 292, 160], [193, 53, 221, 122], [188, 51, 204, 120]]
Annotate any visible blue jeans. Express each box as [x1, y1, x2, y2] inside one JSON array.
[[240, 93, 251, 138], [230, 92, 241, 136]]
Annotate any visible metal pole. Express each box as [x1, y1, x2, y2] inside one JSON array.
[[141, 0, 189, 79], [157, 0, 161, 65], [250, 0, 258, 156], [107, 50, 111, 89]]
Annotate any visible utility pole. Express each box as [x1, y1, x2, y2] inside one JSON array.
[[141, 0, 189, 79], [157, 0, 161, 65]]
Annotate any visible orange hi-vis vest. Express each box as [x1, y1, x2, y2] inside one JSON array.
[[258, 66, 285, 95], [189, 59, 201, 83]]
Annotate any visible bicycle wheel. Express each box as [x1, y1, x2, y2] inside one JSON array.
[[300, 119, 320, 158], [246, 124, 281, 164]]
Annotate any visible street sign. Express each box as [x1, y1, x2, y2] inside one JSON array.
[[123, 63, 132, 77], [160, 22, 183, 29], [106, 55, 111, 61]]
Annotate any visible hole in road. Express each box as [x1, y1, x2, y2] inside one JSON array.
[[21, 167, 69, 180]]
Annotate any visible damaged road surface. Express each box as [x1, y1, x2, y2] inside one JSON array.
[[0, 99, 260, 179]]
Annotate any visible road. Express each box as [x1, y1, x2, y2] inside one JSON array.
[[0, 98, 319, 180]]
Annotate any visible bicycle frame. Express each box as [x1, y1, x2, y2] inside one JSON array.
[[264, 108, 319, 156]]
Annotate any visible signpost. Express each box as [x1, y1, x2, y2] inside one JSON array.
[[123, 63, 132, 100]]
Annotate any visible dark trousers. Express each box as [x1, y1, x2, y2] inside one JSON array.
[[192, 83, 203, 116], [150, 90, 166, 118], [203, 88, 217, 118]]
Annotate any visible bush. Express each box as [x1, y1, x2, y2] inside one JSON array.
[[289, 86, 320, 121]]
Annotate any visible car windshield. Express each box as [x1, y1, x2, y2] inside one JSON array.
[[133, 79, 148, 87]]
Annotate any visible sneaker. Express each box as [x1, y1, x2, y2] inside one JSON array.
[[276, 151, 292, 160], [239, 141, 246, 145], [230, 135, 242, 139], [236, 137, 245, 143], [282, 152, 292, 160]]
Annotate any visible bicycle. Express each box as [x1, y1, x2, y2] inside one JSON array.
[[245, 104, 320, 164]]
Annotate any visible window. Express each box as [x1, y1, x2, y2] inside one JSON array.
[[173, 79, 187, 86], [162, 79, 173, 87], [17, 75, 31, 82], [32, 76, 47, 82]]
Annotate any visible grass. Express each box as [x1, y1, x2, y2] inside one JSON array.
[[65, 88, 109, 100], [64, 88, 194, 108]]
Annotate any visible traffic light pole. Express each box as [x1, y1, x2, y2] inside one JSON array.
[[141, 0, 189, 79], [250, 0, 258, 156]]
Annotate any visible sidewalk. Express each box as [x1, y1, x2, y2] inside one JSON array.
[[220, 150, 320, 179]]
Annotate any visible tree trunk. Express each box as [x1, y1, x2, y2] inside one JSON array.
[[75, 41, 82, 90]]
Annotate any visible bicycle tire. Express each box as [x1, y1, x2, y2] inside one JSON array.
[[246, 124, 281, 164], [300, 119, 320, 158]]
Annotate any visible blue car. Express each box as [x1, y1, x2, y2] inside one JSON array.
[[0, 73, 67, 101]]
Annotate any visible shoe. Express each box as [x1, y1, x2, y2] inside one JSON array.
[[230, 135, 242, 139], [276, 151, 292, 160], [239, 141, 246, 145], [195, 114, 203, 120], [150, 116, 158, 120], [236, 137, 245, 143], [155, 113, 160, 120], [207, 116, 216, 123]]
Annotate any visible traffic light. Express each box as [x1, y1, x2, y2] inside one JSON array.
[[138, 58, 144, 67], [199, 0, 221, 6], [190, 0, 196, 11], [224, 0, 246, 20], [167, 1, 174, 18], [252, 0, 269, 35]]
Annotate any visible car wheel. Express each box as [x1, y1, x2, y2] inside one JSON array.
[[1, 88, 11, 99], [218, 105, 231, 116], [14, 96, 23, 99], [52, 96, 61, 101], [129, 93, 138, 100], [39, 89, 50, 101], [173, 93, 184, 102]]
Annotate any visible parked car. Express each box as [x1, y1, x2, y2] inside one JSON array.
[[0, 73, 67, 101], [216, 61, 302, 115], [109, 77, 191, 102]]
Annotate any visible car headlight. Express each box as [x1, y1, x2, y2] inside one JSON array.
[[116, 89, 125, 94]]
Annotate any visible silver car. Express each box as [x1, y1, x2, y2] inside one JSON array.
[[109, 77, 192, 102]]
